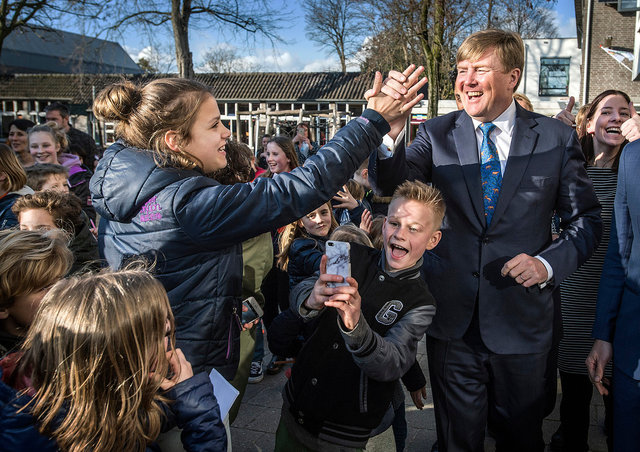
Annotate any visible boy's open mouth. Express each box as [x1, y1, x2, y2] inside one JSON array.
[[390, 243, 408, 258]]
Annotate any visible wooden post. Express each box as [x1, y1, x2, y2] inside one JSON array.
[[248, 103, 254, 149], [330, 103, 337, 139], [235, 103, 241, 141]]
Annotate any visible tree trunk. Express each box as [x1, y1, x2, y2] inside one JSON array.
[[486, 0, 494, 28], [171, 0, 194, 78], [420, 0, 444, 119]]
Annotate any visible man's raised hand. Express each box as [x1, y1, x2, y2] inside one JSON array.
[[365, 65, 427, 126]]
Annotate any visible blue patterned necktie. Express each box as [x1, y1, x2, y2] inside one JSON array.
[[479, 122, 502, 225]]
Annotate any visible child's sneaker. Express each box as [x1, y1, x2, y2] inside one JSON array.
[[248, 361, 263, 383]]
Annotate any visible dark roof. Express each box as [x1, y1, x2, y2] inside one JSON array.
[[0, 72, 375, 104], [198, 72, 375, 102], [0, 27, 142, 74]]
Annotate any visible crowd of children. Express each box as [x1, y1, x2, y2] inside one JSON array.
[[3, 30, 639, 450], [0, 66, 430, 451]]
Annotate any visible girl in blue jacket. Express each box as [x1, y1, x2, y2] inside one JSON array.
[[89, 72, 426, 380], [0, 269, 226, 452]]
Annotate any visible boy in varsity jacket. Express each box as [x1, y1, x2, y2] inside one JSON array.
[[275, 180, 444, 451]]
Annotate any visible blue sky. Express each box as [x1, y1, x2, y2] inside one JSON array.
[[90, 0, 579, 73]]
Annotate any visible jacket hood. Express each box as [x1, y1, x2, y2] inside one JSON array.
[[58, 153, 82, 169], [90, 141, 200, 222]]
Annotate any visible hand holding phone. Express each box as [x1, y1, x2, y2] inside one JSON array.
[[241, 296, 263, 325]]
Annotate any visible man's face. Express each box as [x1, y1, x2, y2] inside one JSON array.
[[456, 48, 520, 122], [45, 110, 69, 130], [383, 198, 442, 271]]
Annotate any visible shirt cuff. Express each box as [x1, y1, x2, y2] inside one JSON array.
[[534, 255, 553, 288], [377, 128, 406, 160]]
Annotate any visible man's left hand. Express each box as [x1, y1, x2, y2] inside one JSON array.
[[501, 253, 548, 287]]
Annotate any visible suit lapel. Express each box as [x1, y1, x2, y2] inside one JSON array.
[[453, 111, 485, 226], [490, 106, 539, 226]]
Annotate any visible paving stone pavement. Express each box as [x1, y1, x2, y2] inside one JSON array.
[[231, 337, 609, 452]]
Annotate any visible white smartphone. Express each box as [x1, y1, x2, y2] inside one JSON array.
[[325, 240, 351, 287], [241, 296, 264, 324]]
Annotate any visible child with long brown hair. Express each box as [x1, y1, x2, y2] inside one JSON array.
[[277, 202, 339, 289], [0, 269, 226, 452], [0, 143, 32, 230]]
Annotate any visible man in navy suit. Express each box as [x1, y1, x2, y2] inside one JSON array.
[[370, 29, 602, 451], [588, 141, 640, 452]]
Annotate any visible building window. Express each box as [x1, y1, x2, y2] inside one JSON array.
[[539, 57, 570, 96]]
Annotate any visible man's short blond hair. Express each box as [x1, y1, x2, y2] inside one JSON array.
[[457, 29, 524, 91], [391, 181, 446, 230]]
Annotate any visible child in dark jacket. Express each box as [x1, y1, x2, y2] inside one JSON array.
[[268, 224, 373, 361], [0, 269, 226, 452], [278, 202, 339, 290], [275, 181, 445, 451], [12, 191, 100, 274]]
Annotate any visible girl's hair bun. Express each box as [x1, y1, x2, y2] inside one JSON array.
[[93, 81, 142, 122]]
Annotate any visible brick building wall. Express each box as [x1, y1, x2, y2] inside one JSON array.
[[581, 0, 640, 103]]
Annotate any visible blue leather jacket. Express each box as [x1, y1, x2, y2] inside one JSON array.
[[90, 110, 389, 377]]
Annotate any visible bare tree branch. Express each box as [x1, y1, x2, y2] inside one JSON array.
[[303, 0, 366, 73], [103, 0, 289, 78]]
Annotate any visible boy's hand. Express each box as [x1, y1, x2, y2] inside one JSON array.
[[305, 255, 345, 311], [324, 276, 362, 331]]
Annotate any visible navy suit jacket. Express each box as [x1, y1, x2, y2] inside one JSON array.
[[371, 104, 602, 354], [593, 141, 640, 379]]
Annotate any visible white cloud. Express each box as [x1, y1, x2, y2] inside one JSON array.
[[301, 58, 341, 72], [554, 13, 577, 38], [136, 45, 177, 73]]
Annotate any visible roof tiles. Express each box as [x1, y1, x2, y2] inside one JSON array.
[[0, 72, 375, 104]]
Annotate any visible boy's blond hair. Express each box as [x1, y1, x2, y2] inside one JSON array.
[[0, 229, 72, 310], [457, 29, 524, 91], [391, 180, 445, 230]]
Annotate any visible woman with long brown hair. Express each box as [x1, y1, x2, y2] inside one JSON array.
[[553, 90, 632, 452]]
